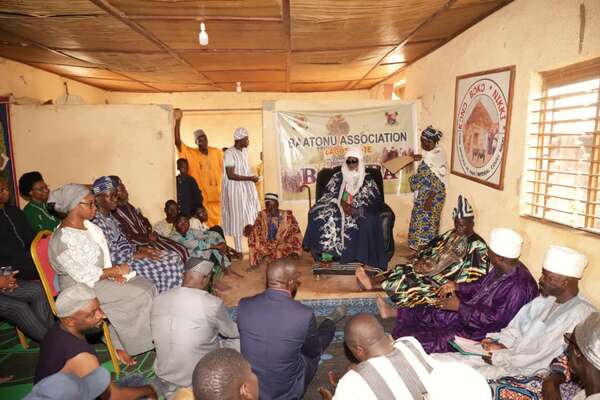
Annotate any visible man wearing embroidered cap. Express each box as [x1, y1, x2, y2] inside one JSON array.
[[568, 312, 600, 400], [375, 227, 538, 353], [151, 257, 239, 395], [244, 193, 303, 270], [221, 128, 261, 253], [174, 108, 224, 227], [357, 195, 489, 308], [432, 245, 597, 379]]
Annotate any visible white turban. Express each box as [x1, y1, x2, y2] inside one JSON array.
[[543, 245, 588, 278], [489, 228, 523, 259], [234, 127, 248, 140], [48, 183, 90, 214], [340, 147, 366, 196]]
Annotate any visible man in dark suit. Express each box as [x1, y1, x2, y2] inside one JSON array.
[[237, 258, 345, 400]]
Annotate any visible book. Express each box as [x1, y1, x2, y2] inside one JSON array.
[[448, 336, 488, 357], [383, 155, 414, 174]]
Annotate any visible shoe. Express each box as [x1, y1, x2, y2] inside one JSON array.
[[326, 305, 347, 324]]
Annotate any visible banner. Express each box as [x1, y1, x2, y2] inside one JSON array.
[[274, 102, 417, 201]]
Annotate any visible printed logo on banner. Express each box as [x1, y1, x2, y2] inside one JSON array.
[[455, 78, 507, 181]]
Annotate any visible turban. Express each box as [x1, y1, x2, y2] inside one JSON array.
[[265, 193, 279, 202], [575, 312, 600, 370], [543, 245, 587, 278], [489, 228, 523, 259], [452, 195, 474, 220], [421, 126, 443, 142], [18, 171, 43, 197], [55, 283, 97, 318], [234, 127, 248, 140], [184, 257, 214, 275], [91, 176, 114, 195], [108, 175, 121, 188], [48, 184, 90, 214]]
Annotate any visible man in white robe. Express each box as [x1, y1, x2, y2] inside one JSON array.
[[432, 245, 597, 379], [221, 127, 260, 253]]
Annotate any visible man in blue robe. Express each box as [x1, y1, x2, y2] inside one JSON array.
[[303, 147, 386, 270], [376, 228, 538, 353]]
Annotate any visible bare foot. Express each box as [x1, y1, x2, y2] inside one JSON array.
[[376, 295, 397, 319], [355, 267, 373, 290], [116, 349, 137, 366]]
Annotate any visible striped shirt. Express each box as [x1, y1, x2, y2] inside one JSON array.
[[221, 147, 260, 237], [333, 337, 437, 400]]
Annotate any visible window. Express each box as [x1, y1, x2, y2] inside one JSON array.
[[522, 58, 600, 233]]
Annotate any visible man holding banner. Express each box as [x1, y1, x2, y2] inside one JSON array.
[[303, 147, 386, 270]]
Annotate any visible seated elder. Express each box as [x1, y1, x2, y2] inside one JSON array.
[[19, 171, 60, 233], [244, 193, 302, 270], [91, 176, 184, 293], [376, 228, 538, 353], [48, 183, 155, 365], [303, 147, 386, 269], [112, 176, 188, 262], [0, 178, 39, 280], [356, 195, 489, 307]]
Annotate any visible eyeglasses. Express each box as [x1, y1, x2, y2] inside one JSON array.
[[79, 201, 97, 208], [346, 159, 359, 165]]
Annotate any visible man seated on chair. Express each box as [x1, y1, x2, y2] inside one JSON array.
[[34, 284, 157, 399], [375, 228, 538, 353], [356, 195, 489, 307], [303, 147, 386, 270], [243, 193, 302, 270]]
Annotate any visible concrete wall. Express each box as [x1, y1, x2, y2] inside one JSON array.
[[370, 0, 600, 305]]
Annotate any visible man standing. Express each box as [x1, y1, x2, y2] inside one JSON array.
[[245, 193, 303, 270], [34, 284, 157, 399], [221, 128, 260, 253], [151, 258, 239, 394], [376, 227, 538, 353], [174, 108, 223, 227], [237, 258, 345, 400], [432, 245, 597, 379]]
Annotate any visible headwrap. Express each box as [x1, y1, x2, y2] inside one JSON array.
[[193, 129, 206, 140], [265, 193, 279, 202], [48, 184, 90, 214], [543, 245, 588, 278], [91, 176, 115, 195], [452, 195, 474, 220], [108, 175, 121, 188], [574, 312, 600, 370], [234, 127, 248, 140], [18, 171, 43, 197], [55, 283, 97, 318], [341, 147, 366, 196], [184, 257, 214, 275], [489, 228, 523, 259], [422, 146, 448, 185], [421, 125, 443, 142]]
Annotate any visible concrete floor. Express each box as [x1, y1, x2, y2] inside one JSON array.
[[218, 242, 413, 307]]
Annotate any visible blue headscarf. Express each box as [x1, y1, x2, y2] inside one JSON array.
[[421, 126, 443, 142], [91, 176, 115, 195]]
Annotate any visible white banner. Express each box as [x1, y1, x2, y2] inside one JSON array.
[[274, 101, 418, 201]]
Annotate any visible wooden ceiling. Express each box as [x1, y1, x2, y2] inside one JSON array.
[[0, 0, 512, 93]]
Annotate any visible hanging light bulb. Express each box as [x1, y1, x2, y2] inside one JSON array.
[[236, 81, 242, 93], [198, 22, 209, 46]]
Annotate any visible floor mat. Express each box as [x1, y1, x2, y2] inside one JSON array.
[[0, 297, 392, 399]]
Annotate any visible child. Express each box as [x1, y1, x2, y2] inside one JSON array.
[[176, 158, 203, 217]]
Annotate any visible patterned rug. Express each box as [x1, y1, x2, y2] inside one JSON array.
[[0, 297, 390, 400]]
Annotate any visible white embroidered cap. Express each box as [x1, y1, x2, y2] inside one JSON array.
[[543, 245, 588, 278], [233, 127, 248, 140], [489, 228, 523, 259]]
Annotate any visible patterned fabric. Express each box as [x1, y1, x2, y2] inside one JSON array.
[[22, 202, 59, 233], [248, 209, 303, 267], [408, 162, 446, 249], [169, 228, 230, 277], [92, 212, 183, 293], [382, 229, 489, 307], [303, 171, 386, 269], [490, 375, 581, 400], [114, 202, 189, 262]]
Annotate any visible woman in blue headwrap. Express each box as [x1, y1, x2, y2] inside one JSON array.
[[408, 126, 447, 250]]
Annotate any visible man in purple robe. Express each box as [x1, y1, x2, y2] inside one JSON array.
[[376, 227, 538, 353]]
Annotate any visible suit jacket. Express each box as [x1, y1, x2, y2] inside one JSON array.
[[237, 288, 322, 400]]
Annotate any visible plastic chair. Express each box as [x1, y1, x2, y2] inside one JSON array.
[[30, 230, 122, 375]]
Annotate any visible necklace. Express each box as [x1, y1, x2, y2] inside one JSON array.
[[29, 202, 58, 221]]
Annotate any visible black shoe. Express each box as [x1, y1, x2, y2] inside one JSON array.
[[326, 305, 347, 324]]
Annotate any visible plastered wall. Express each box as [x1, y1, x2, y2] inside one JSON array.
[[371, 0, 600, 305]]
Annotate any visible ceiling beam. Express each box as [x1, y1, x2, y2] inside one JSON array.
[[87, 0, 221, 91], [127, 15, 282, 22], [345, 0, 459, 90], [282, 0, 291, 92]]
